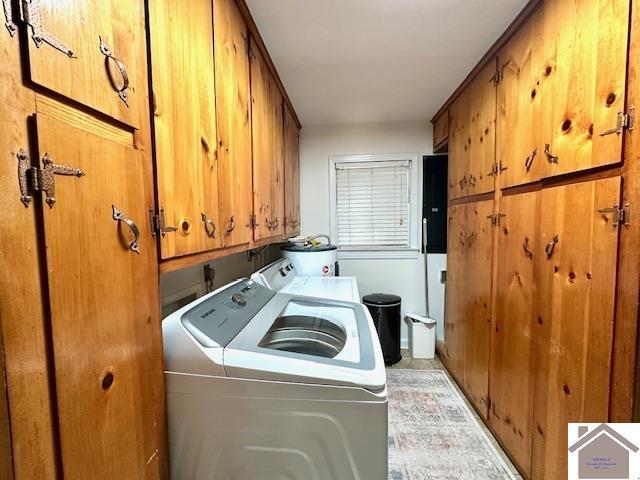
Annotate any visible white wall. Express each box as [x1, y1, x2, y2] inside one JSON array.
[[299, 120, 447, 345]]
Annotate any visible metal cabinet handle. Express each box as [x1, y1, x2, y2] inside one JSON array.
[[112, 205, 140, 254], [523, 236, 533, 259], [99, 36, 130, 107], [525, 148, 537, 172], [544, 144, 558, 164], [545, 235, 559, 259], [271, 217, 279, 230], [201, 212, 216, 239], [225, 216, 236, 236]]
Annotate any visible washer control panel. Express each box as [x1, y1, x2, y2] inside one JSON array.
[[182, 279, 275, 348]]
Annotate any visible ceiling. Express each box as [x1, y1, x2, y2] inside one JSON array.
[[245, 0, 528, 126]]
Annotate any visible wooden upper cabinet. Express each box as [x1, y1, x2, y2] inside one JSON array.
[[447, 95, 470, 200], [490, 190, 539, 476], [432, 111, 449, 151], [497, 10, 543, 189], [466, 61, 497, 196], [284, 105, 300, 236], [149, 0, 221, 259], [250, 37, 284, 241], [35, 113, 162, 480], [532, 177, 622, 480], [22, 0, 145, 128], [214, 0, 254, 248], [536, 0, 630, 179]]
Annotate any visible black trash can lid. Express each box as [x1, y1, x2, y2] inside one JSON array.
[[362, 293, 401, 306]]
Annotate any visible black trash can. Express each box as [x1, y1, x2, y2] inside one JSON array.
[[362, 293, 402, 366]]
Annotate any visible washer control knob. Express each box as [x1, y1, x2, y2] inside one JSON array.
[[231, 293, 247, 307]]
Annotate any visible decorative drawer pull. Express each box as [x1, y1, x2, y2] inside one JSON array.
[[112, 205, 140, 254], [525, 148, 537, 173], [99, 36, 130, 107], [544, 144, 558, 164], [523, 237, 533, 259], [225, 216, 236, 236], [201, 212, 216, 238], [545, 235, 559, 259]]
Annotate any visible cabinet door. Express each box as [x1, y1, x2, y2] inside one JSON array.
[[497, 11, 543, 189], [23, 0, 146, 127], [532, 177, 621, 480], [214, 0, 254, 248], [490, 191, 539, 475], [284, 105, 300, 236], [149, 0, 221, 258], [251, 38, 284, 240], [466, 62, 497, 196], [448, 96, 470, 200], [443, 205, 465, 379], [433, 111, 449, 150], [537, 0, 630, 178], [461, 200, 493, 419], [35, 114, 162, 480]]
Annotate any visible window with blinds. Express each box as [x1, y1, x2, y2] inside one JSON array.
[[334, 159, 411, 248]]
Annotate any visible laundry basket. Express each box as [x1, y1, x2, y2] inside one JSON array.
[[405, 313, 436, 359]]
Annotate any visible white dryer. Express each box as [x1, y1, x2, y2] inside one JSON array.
[[251, 258, 361, 303], [163, 278, 388, 480]]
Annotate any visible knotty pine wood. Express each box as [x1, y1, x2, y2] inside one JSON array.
[[447, 94, 470, 200], [149, 0, 222, 259], [0, 24, 59, 480], [610, 0, 640, 423], [283, 105, 300, 236], [532, 177, 621, 480], [0, 325, 14, 479], [36, 113, 163, 480], [250, 36, 285, 241], [214, 0, 255, 248], [24, 0, 147, 128], [432, 110, 449, 151], [443, 204, 464, 378], [490, 190, 539, 476]]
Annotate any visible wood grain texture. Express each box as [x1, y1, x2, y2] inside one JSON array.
[[36, 113, 162, 480], [447, 95, 470, 200], [214, 0, 254, 248], [250, 37, 284, 241], [283, 105, 300, 237], [24, 0, 146, 127], [536, 0, 629, 179], [149, 0, 221, 258], [611, 0, 640, 423], [0, 23, 59, 480], [532, 177, 621, 480], [0, 325, 14, 479], [432, 111, 449, 150], [490, 190, 539, 476]]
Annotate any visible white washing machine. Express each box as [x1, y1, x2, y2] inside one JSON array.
[[251, 258, 360, 303], [163, 278, 387, 480]]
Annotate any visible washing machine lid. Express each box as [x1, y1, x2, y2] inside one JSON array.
[[224, 293, 386, 392], [279, 276, 360, 302]]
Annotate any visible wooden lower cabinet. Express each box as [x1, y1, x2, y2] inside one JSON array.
[[444, 200, 493, 419], [531, 177, 621, 480], [490, 190, 539, 475], [36, 113, 165, 479]]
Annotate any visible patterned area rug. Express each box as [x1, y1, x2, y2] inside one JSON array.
[[387, 370, 516, 480]]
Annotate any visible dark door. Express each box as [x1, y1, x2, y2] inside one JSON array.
[[422, 155, 448, 253]]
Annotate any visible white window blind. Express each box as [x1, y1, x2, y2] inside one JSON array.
[[334, 159, 411, 248]]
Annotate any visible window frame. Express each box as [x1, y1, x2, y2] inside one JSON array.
[[329, 153, 420, 260]]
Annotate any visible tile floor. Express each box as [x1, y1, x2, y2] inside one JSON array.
[[389, 350, 523, 479]]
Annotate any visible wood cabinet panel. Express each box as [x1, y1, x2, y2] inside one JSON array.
[[284, 105, 300, 236], [466, 62, 497, 196], [0, 326, 13, 480], [537, 0, 630, 179], [214, 0, 254, 248], [250, 37, 284, 241], [461, 200, 493, 419], [497, 10, 543, 189], [23, 0, 146, 128], [490, 191, 539, 475], [532, 177, 621, 480], [36, 113, 162, 480], [447, 96, 470, 200], [433, 111, 449, 150], [149, 0, 221, 258]]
